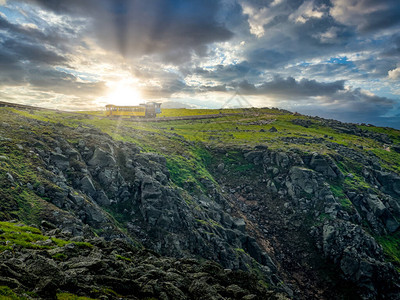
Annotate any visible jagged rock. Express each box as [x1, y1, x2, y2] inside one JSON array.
[[93, 190, 111, 206], [269, 127, 278, 132], [365, 194, 386, 217], [374, 170, 400, 196], [255, 144, 268, 150], [233, 218, 246, 232], [217, 163, 225, 173], [88, 148, 116, 167], [244, 151, 264, 165], [141, 176, 162, 200], [288, 166, 318, 196], [309, 153, 343, 179], [275, 152, 289, 168], [50, 152, 70, 170], [321, 220, 399, 298], [80, 176, 96, 196], [291, 119, 313, 128]]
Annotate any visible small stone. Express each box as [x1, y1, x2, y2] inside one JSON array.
[[269, 126, 278, 132], [6, 172, 14, 182], [217, 163, 225, 172]]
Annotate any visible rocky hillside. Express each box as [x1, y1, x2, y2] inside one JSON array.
[[0, 221, 285, 299], [1, 106, 400, 299]]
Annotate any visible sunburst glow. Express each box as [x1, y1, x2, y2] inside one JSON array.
[[102, 80, 142, 106]]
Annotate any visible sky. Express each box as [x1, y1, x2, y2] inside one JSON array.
[[0, 0, 400, 128]]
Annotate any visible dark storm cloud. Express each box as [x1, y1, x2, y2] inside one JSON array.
[[1, 38, 66, 65], [141, 78, 187, 99], [0, 14, 65, 46], [27, 68, 107, 97], [193, 76, 345, 98], [246, 49, 295, 70], [234, 76, 345, 97], [0, 15, 67, 65], [192, 62, 258, 81], [328, 88, 394, 109], [24, 0, 233, 63], [380, 34, 400, 58], [0, 11, 106, 99], [330, 0, 400, 33], [298, 88, 397, 127]]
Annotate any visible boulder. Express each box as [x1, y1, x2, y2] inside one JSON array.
[[269, 127, 278, 132], [141, 176, 162, 201], [88, 148, 116, 167], [80, 176, 96, 196], [309, 153, 341, 179], [50, 152, 69, 170], [289, 166, 318, 195]]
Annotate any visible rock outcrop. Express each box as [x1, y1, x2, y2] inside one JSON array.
[[0, 223, 286, 300]]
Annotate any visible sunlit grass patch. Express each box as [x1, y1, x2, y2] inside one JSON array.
[[0, 221, 93, 253]]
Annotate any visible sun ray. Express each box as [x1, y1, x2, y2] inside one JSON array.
[[102, 79, 142, 106]]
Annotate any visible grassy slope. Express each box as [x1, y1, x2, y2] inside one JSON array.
[[2, 106, 400, 269]]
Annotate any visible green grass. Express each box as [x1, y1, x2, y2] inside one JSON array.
[[358, 125, 400, 144], [372, 148, 400, 173], [375, 233, 400, 271], [0, 221, 48, 252], [196, 218, 223, 228], [0, 286, 21, 300], [52, 252, 68, 261], [0, 221, 92, 252], [116, 254, 132, 262], [330, 184, 353, 210], [57, 293, 97, 300], [235, 248, 246, 253], [6, 107, 400, 160]]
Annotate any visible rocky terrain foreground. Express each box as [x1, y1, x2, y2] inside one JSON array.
[[1, 106, 400, 299]]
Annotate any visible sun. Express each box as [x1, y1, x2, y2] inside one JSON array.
[[104, 80, 142, 106]]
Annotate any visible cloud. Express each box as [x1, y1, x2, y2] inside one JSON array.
[[388, 66, 400, 80], [303, 88, 396, 125], [240, 2, 274, 38], [234, 76, 345, 97], [288, 0, 325, 24], [330, 0, 400, 32], [1, 0, 399, 127], [0, 12, 105, 99], [24, 0, 233, 64], [1, 38, 67, 65]]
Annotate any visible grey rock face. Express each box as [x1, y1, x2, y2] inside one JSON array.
[[80, 176, 96, 196], [50, 153, 70, 171], [0, 228, 283, 300], [320, 220, 399, 298], [27, 128, 279, 287], [309, 153, 343, 179], [88, 148, 116, 167], [288, 166, 318, 195]]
